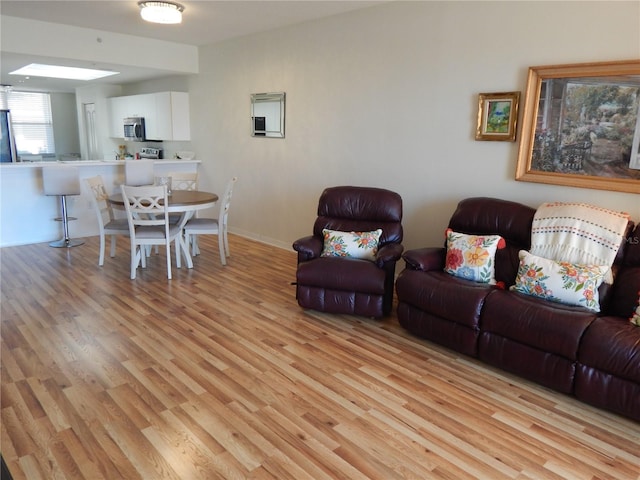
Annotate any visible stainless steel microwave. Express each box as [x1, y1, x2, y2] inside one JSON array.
[[123, 117, 145, 141]]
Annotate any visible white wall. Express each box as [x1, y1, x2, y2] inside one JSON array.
[[2, 16, 198, 75], [50, 93, 80, 157], [189, 1, 640, 251]]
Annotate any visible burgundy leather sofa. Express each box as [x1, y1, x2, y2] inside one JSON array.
[[396, 197, 639, 421], [293, 186, 403, 318]]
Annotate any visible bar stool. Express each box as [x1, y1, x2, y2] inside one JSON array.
[[42, 165, 85, 248]]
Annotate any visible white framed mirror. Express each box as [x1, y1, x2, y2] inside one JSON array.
[[251, 92, 285, 138]]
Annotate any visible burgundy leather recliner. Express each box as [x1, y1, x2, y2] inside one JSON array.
[[293, 186, 403, 318]]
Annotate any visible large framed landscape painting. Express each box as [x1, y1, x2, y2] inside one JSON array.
[[515, 60, 640, 193]]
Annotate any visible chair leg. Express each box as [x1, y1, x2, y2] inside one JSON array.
[[223, 228, 230, 257], [183, 233, 191, 258], [175, 238, 181, 269], [218, 233, 226, 266], [130, 244, 139, 279], [98, 233, 106, 266], [109, 235, 117, 258], [166, 242, 172, 280], [141, 248, 147, 268], [191, 235, 200, 256]]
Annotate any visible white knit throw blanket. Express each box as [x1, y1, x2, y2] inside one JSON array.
[[530, 202, 629, 284]]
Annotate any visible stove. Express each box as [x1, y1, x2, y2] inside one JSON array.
[[139, 147, 163, 159]]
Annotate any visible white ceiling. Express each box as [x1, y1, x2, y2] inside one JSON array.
[[1, 0, 383, 92]]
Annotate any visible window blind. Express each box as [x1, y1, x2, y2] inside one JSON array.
[[7, 91, 56, 154]]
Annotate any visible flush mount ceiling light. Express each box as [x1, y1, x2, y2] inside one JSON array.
[[138, 1, 184, 24], [9, 63, 119, 81]]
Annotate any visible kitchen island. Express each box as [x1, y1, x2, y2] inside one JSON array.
[[0, 159, 201, 247]]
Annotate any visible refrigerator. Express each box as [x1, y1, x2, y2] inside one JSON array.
[[1, 110, 17, 163]]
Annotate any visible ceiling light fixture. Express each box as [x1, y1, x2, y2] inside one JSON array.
[[9, 63, 119, 81], [138, 1, 184, 24]]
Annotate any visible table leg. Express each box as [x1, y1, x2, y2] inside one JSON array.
[[175, 211, 194, 269]]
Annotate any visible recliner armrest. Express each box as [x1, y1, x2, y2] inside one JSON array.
[[375, 243, 404, 267], [292, 235, 323, 262], [402, 247, 445, 271]]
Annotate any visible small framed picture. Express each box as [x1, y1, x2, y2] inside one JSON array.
[[475, 91, 520, 142]]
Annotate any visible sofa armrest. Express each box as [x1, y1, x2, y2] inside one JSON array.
[[292, 235, 323, 262], [402, 247, 445, 271], [375, 243, 404, 267]]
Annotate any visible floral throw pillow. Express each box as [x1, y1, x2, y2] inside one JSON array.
[[444, 229, 505, 284], [511, 250, 609, 312], [631, 293, 640, 327], [321, 228, 382, 261]]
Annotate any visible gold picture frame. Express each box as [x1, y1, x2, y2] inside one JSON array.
[[515, 59, 640, 194], [475, 91, 520, 141]]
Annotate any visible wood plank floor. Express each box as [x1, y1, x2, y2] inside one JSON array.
[[1, 234, 639, 480]]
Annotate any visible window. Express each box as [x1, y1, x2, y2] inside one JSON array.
[[7, 91, 55, 155]]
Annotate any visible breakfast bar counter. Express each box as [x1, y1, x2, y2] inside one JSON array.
[[2, 159, 201, 168], [0, 160, 201, 247]]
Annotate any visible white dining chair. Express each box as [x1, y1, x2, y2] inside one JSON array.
[[85, 175, 129, 266], [183, 176, 237, 265], [120, 184, 183, 280], [169, 172, 198, 191], [163, 171, 199, 225], [42, 164, 85, 248], [124, 159, 155, 186]]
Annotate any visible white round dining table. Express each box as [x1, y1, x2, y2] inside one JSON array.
[[109, 190, 218, 269]]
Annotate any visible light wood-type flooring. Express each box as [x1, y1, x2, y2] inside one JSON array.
[[1, 234, 639, 479]]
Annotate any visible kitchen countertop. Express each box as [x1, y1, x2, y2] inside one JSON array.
[[0, 158, 202, 247], [1, 159, 201, 168]]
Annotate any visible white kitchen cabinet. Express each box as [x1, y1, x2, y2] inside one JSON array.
[[108, 94, 150, 138], [108, 92, 190, 141], [147, 92, 191, 141], [108, 96, 129, 138]]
